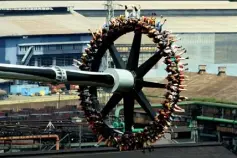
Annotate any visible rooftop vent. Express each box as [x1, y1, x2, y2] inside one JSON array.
[[198, 65, 206, 74], [218, 66, 226, 76]]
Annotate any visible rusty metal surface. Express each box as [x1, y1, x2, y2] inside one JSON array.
[[144, 72, 237, 102]]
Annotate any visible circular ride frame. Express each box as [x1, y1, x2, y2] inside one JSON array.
[[78, 16, 188, 151]]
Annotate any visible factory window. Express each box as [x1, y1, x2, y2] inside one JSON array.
[[49, 45, 56, 50], [41, 57, 52, 66], [151, 47, 157, 52], [29, 58, 35, 66], [56, 55, 74, 66], [122, 47, 129, 52], [116, 47, 121, 52], [44, 45, 49, 51], [63, 44, 73, 50], [64, 56, 73, 66], [73, 44, 81, 50], [150, 47, 155, 52], [34, 46, 41, 51], [56, 45, 62, 50], [56, 57, 64, 66], [140, 47, 155, 52], [116, 47, 128, 52], [147, 47, 151, 52], [19, 46, 30, 52], [19, 47, 23, 52]]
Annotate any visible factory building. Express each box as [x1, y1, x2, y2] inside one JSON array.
[[72, 1, 237, 77], [0, 5, 96, 70], [1, 1, 237, 78]]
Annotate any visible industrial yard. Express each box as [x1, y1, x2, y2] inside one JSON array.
[[0, 1, 236, 158]]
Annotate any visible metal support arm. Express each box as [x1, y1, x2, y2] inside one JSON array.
[[0, 64, 134, 92]]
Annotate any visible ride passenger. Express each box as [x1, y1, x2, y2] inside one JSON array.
[[129, 5, 137, 18], [125, 5, 129, 20], [136, 5, 141, 19], [155, 15, 167, 32]]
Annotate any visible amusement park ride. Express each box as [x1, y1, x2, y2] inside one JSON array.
[[0, 6, 189, 151]]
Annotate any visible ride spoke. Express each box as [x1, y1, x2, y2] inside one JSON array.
[[108, 45, 126, 69], [142, 81, 166, 88], [91, 31, 122, 72], [136, 51, 163, 78], [101, 93, 123, 118], [133, 90, 156, 120], [126, 31, 142, 71], [91, 46, 108, 72], [123, 93, 135, 132]]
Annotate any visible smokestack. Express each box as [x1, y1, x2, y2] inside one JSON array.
[[218, 66, 226, 76], [198, 65, 206, 74]]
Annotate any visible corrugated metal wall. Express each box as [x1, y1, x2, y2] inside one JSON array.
[[215, 33, 237, 64], [146, 33, 237, 79], [175, 33, 215, 72]]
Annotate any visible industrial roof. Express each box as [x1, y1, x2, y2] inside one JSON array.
[[89, 16, 237, 35], [1, 14, 235, 39], [88, 16, 236, 44], [85, 16, 237, 45], [1, 1, 237, 10], [0, 11, 96, 37], [18, 41, 90, 46], [0, 1, 236, 38]]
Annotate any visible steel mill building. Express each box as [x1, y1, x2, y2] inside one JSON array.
[[0, 1, 237, 79], [0, 5, 96, 71]]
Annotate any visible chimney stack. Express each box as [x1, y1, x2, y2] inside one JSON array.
[[198, 65, 206, 74], [218, 66, 226, 76]]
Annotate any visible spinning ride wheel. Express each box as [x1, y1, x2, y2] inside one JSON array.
[[77, 16, 189, 151]]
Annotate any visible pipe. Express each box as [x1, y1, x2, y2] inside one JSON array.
[[114, 101, 237, 118], [0, 134, 60, 150], [197, 116, 237, 125], [114, 102, 193, 118], [0, 141, 37, 145]]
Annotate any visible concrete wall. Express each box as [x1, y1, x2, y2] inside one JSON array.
[[1, 34, 91, 64]]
